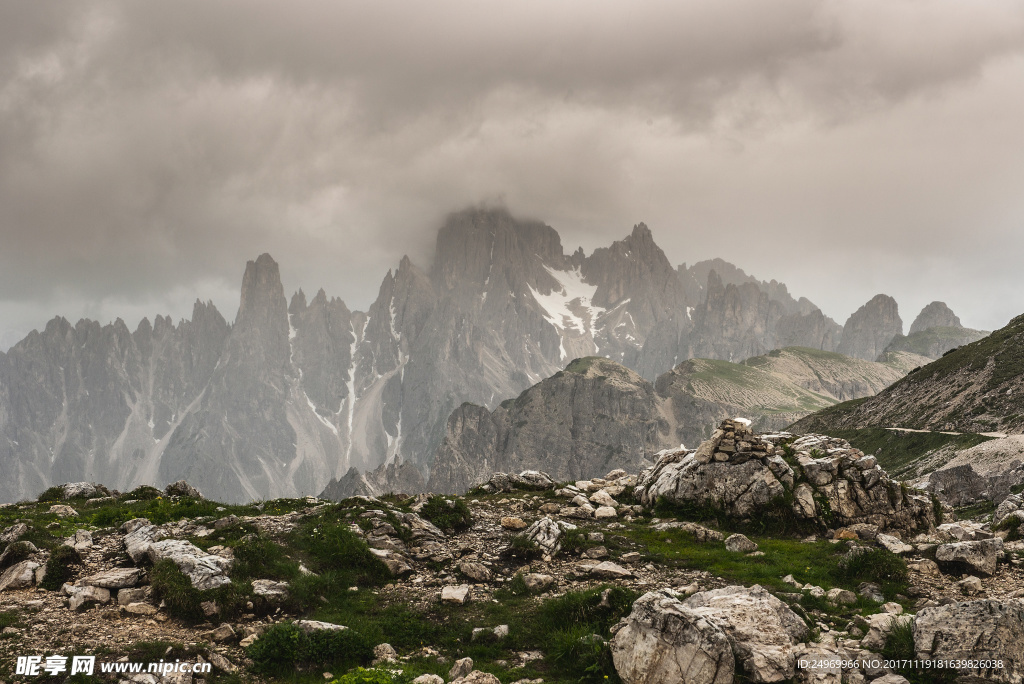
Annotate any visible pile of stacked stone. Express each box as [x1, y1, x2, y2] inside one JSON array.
[[552, 469, 643, 520], [636, 419, 935, 534]]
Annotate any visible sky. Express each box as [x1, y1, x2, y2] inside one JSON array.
[[2, 1, 1023, 349]]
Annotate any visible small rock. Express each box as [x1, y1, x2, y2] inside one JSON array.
[[876, 533, 913, 555], [882, 602, 904, 615], [201, 600, 219, 617], [206, 653, 237, 674], [857, 582, 885, 603], [118, 587, 153, 606], [82, 568, 146, 589], [724, 533, 758, 553], [452, 672, 501, 684], [412, 676, 444, 684], [583, 546, 609, 559], [594, 506, 617, 519], [295, 619, 348, 633], [164, 481, 202, 498], [210, 623, 236, 643], [373, 643, 398, 663], [958, 576, 984, 596], [523, 573, 553, 591], [449, 657, 474, 680], [441, 584, 471, 604], [49, 504, 78, 518], [459, 562, 493, 583], [124, 602, 158, 616], [588, 561, 633, 579], [252, 579, 289, 600], [826, 588, 857, 605], [500, 517, 528, 531]]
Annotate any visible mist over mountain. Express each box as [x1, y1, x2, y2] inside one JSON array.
[[0, 207, 974, 503]]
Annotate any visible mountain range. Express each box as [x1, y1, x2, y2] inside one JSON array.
[[0, 207, 986, 502]]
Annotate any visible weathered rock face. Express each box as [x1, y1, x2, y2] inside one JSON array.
[[427, 359, 662, 494], [683, 585, 808, 683], [837, 294, 902, 362], [609, 589, 734, 684], [636, 421, 935, 533], [914, 599, 1024, 683], [910, 301, 962, 335], [320, 460, 425, 501]]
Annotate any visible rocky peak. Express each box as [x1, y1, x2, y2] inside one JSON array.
[[289, 288, 307, 315], [909, 301, 962, 335], [837, 294, 902, 361]]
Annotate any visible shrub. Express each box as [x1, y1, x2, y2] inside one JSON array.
[[150, 559, 204, 621], [548, 626, 619, 684], [503, 534, 542, 560], [290, 521, 391, 584], [126, 485, 164, 501], [37, 486, 65, 502], [833, 547, 908, 597], [419, 496, 473, 532], [39, 545, 82, 590], [232, 536, 299, 581], [247, 623, 373, 676], [331, 667, 410, 684]]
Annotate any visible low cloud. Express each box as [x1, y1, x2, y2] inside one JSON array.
[[1, 0, 1022, 345]]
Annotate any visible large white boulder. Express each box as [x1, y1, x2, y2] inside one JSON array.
[[683, 585, 809, 683], [146, 539, 232, 590], [610, 589, 734, 684]]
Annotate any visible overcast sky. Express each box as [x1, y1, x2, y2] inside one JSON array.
[[2, 1, 1023, 349]]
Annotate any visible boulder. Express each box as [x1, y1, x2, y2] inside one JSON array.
[[164, 481, 202, 498], [935, 538, 1003, 576], [412, 676, 444, 684], [610, 589, 734, 684], [826, 588, 857, 605], [0, 523, 29, 544], [876, 534, 913, 555], [683, 585, 808, 683], [724, 534, 758, 553], [64, 529, 94, 552], [594, 506, 618, 519], [0, 560, 40, 592], [81, 568, 146, 589], [915, 599, 1024, 683], [118, 587, 153, 606], [519, 517, 577, 556], [858, 612, 913, 651], [123, 524, 161, 563], [0, 541, 38, 569], [146, 539, 232, 590], [994, 494, 1024, 527], [637, 425, 933, 535], [60, 482, 99, 499], [68, 585, 111, 611]]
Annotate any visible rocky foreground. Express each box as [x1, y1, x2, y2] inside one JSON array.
[[1, 424, 1024, 684]]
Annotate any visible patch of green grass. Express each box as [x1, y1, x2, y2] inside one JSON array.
[[955, 500, 996, 521], [247, 622, 373, 676], [654, 493, 820, 538], [419, 496, 473, 533], [0, 610, 21, 631], [39, 545, 82, 590], [503, 534, 542, 560]]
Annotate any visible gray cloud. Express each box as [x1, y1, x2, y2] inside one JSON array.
[[1, 0, 1023, 346]]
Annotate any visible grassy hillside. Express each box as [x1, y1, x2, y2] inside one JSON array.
[[788, 315, 1024, 434]]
